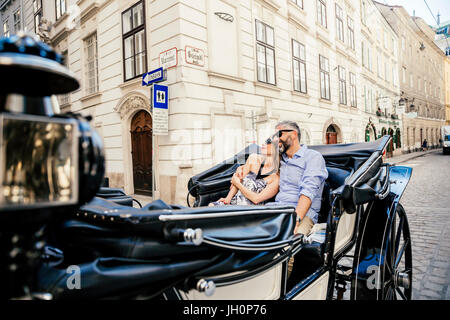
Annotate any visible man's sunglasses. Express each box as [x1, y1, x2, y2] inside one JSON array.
[[265, 130, 294, 144]]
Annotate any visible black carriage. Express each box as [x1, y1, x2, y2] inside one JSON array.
[[36, 135, 413, 300]]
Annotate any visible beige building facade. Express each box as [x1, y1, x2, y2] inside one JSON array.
[[360, 0, 402, 156], [18, 0, 372, 204], [3, 0, 444, 203], [375, 2, 446, 152]]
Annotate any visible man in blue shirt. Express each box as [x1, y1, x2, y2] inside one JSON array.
[[270, 120, 328, 235], [233, 120, 328, 235]]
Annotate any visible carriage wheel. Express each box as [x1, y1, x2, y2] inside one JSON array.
[[351, 203, 412, 300]]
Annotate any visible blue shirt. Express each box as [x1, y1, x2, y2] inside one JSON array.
[[269, 145, 328, 224]]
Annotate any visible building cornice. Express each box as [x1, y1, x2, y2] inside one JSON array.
[[79, 1, 100, 25], [287, 8, 309, 33], [256, 0, 280, 12]]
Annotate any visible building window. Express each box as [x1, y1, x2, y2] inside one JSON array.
[[256, 20, 276, 85], [363, 85, 367, 111], [350, 72, 357, 107], [367, 45, 372, 71], [84, 33, 99, 95], [402, 67, 406, 83], [347, 17, 355, 50], [417, 77, 420, 90], [122, 1, 147, 81], [33, 0, 42, 33], [3, 20, 9, 37], [338, 66, 347, 105], [384, 62, 388, 81], [317, 0, 327, 28], [319, 55, 330, 100], [55, 0, 67, 20], [58, 50, 70, 106], [292, 39, 307, 93], [377, 54, 381, 77], [335, 4, 344, 42], [361, 0, 367, 25], [361, 41, 365, 67], [392, 65, 397, 86], [13, 9, 21, 33], [291, 0, 303, 9]]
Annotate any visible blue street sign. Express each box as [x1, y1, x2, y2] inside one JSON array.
[[142, 67, 165, 86], [153, 84, 168, 109]]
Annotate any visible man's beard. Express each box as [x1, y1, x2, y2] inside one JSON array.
[[279, 139, 291, 154]]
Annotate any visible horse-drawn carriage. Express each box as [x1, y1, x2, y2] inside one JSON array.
[[37, 135, 413, 300], [0, 34, 412, 301]]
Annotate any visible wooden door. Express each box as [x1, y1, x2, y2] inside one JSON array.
[[131, 110, 153, 196], [326, 132, 337, 144]]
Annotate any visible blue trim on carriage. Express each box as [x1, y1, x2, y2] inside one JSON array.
[[283, 267, 327, 300]]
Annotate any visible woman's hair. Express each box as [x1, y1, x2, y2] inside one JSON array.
[[267, 139, 280, 174]]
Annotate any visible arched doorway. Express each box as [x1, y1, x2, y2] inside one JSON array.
[[420, 128, 423, 147], [387, 128, 394, 156], [326, 125, 338, 144], [365, 123, 376, 142], [131, 110, 153, 195], [395, 128, 401, 149]]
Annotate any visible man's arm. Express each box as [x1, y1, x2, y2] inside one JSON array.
[[294, 195, 312, 233], [294, 152, 328, 233]]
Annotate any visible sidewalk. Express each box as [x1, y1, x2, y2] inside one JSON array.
[[387, 148, 441, 165]]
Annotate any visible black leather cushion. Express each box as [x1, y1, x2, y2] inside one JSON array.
[[95, 187, 133, 207], [288, 241, 324, 289], [317, 166, 353, 223], [57, 198, 296, 259]]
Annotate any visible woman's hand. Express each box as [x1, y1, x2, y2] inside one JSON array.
[[217, 197, 230, 204], [231, 174, 242, 187]]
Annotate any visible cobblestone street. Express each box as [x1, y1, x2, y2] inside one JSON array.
[[397, 150, 450, 300]]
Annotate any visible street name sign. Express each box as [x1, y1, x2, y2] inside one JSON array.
[[185, 46, 205, 66], [152, 84, 168, 135], [160, 47, 178, 69], [142, 67, 166, 86]]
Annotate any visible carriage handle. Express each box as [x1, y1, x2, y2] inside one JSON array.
[[164, 225, 304, 252], [201, 232, 304, 252], [374, 163, 391, 200]]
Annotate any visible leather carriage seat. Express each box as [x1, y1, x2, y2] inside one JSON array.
[[317, 166, 354, 223]]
